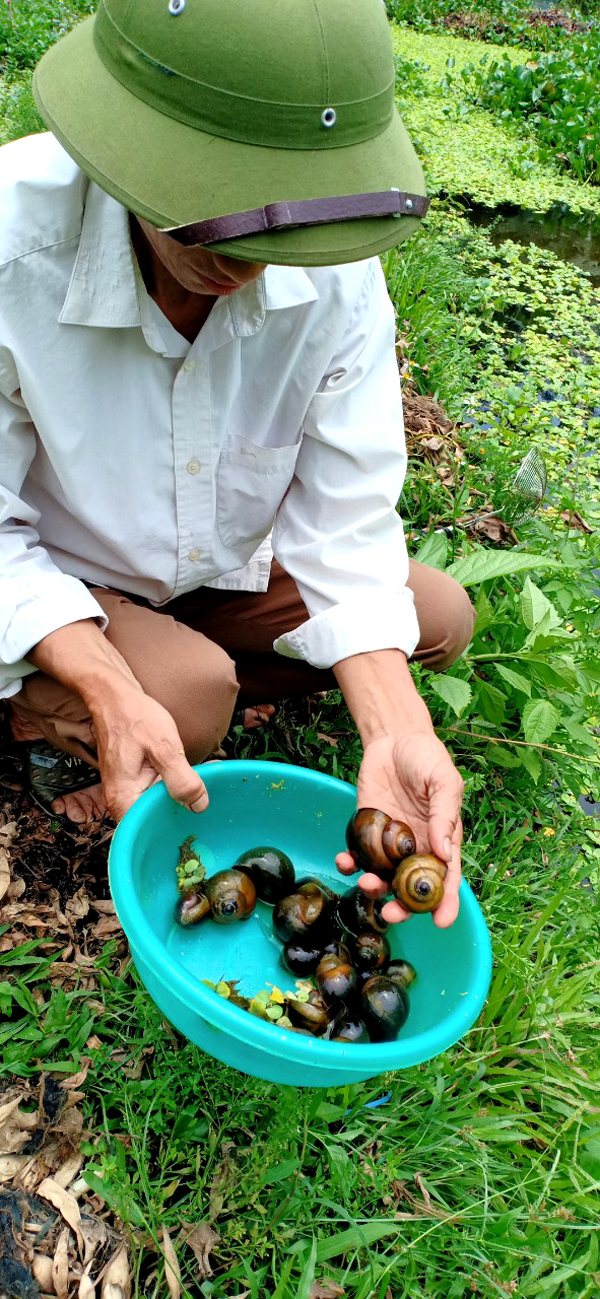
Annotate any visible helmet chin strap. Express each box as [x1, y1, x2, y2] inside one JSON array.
[[161, 190, 430, 247]]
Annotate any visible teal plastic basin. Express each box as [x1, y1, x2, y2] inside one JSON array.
[[109, 761, 492, 1086]]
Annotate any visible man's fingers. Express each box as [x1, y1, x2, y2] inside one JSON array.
[[432, 829, 462, 929], [335, 849, 358, 876], [158, 750, 209, 813], [381, 897, 411, 924]]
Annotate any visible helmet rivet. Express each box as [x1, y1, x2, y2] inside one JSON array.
[[321, 107, 337, 129], [405, 198, 414, 210], [168, 0, 185, 13]]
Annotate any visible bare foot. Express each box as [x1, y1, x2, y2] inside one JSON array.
[[50, 782, 107, 825], [242, 704, 276, 730]]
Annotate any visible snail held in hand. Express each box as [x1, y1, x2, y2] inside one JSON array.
[[345, 808, 416, 881], [392, 854, 447, 913]]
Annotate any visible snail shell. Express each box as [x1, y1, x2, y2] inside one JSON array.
[[273, 888, 329, 944], [204, 869, 257, 924], [287, 990, 329, 1036], [174, 889, 211, 927], [361, 976, 409, 1042], [352, 931, 390, 979], [327, 1012, 370, 1044], [315, 951, 358, 1006], [336, 886, 388, 938], [345, 808, 416, 880], [392, 854, 447, 913], [281, 939, 324, 977], [386, 958, 417, 989], [235, 846, 295, 904]]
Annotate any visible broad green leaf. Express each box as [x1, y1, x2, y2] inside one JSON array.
[[522, 698, 560, 745], [487, 744, 520, 769], [414, 529, 448, 570], [316, 1222, 401, 1262], [475, 679, 507, 725], [519, 747, 542, 784], [473, 584, 495, 636], [430, 674, 472, 717], [494, 664, 532, 696], [520, 577, 560, 631], [446, 547, 563, 588]]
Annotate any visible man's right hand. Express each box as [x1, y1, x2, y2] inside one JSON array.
[[90, 685, 208, 822]]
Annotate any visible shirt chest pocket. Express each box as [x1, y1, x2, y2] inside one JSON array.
[[215, 433, 301, 550]]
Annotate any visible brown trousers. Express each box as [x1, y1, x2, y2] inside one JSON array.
[[10, 560, 475, 767]]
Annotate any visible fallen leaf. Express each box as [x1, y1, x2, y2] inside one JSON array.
[[65, 888, 91, 924], [37, 1175, 84, 1255], [310, 1283, 346, 1299], [32, 1252, 55, 1293], [162, 1226, 181, 1299], [79, 1270, 97, 1299], [0, 820, 17, 847], [0, 1153, 29, 1183], [559, 509, 593, 533], [0, 846, 10, 903], [7, 876, 26, 899], [52, 1225, 71, 1299], [91, 900, 117, 915], [53, 1152, 83, 1189], [91, 914, 123, 939], [0, 1092, 39, 1155], [181, 1222, 220, 1279], [101, 1243, 131, 1299], [62, 1061, 92, 1090]]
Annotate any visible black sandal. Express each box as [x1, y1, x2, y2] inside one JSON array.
[[24, 740, 98, 815]]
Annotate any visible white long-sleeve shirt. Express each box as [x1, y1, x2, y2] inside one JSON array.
[[0, 133, 419, 700]]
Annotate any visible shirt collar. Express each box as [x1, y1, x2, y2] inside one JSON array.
[[59, 182, 319, 339]]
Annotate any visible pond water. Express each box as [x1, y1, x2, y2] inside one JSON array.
[[459, 199, 600, 286]]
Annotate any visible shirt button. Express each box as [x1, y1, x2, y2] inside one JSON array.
[[188, 548, 201, 562], [183, 359, 196, 372], [187, 459, 201, 475]]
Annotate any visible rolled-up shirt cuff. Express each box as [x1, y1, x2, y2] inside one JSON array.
[[273, 587, 420, 669], [0, 578, 109, 699]]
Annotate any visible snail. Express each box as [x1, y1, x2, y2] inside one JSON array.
[[174, 888, 211, 927], [351, 931, 390, 980], [392, 854, 447, 913], [287, 990, 329, 1036], [336, 886, 388, 938], [386, 959, 417, 989], [235, 846, 295, 904], [315, 950, 358, 1006], [273, 887, 330, 944], [296, 876, 337, 902], [345, 808, 416, 881], [327, 1012, 370, 1044], [281, 939, 324, 977], [361, 975, 409, 1042], [204, 869, 257, 924]]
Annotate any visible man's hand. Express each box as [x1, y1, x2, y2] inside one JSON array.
[[332, 649, 464, 931], [91, 685, 209, 822], [335, 730, 463, 928]]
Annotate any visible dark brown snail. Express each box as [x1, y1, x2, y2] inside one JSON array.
[[174, 889, 211, 927], [204, 869, 257, 924], [345, 808, 416, 881], [281, 939, 324, 977], [361, 976, 409, 1042], [235, 846, 295, 904], [296, 876, 336, 902], [351, 931, 390, 980], [273, 887, 330, 944], [386, 959, 417, 989], [287, 990, 329, 1036], [392, 854, 447, 913], [336, 886, 388, 938], [315, 951, 358, 1006], [327, 1012, 370, 1044]]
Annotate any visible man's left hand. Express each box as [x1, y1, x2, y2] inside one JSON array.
[[335, 730, 463, 929]]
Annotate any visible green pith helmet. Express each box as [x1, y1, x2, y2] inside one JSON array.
[[33, 0, 429, 266]]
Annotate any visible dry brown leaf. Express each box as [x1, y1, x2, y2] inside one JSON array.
[[560, 509, 593, 534], [181, 1222, 220, 1279], [310, 1284, 346, 1299], [91, 900, 116, 915], [0, 845, 10, 903], [52, 1225, 71, 1299], [80, 1217, 111, 1269], [62, 1062, 92, 1091], [162, 1226, 181, 1299], [0, 1154, 30, 1182], [32, 1252, 55, 1292], [79, 1270, 96, 1299], [101, 1243, 131, 1299], [37, 1176, 84, 1256], [53, 1152, 83, 1189], [0, 1092, 39, 1155], [8, 877, 26, 900], [91, 914, 123, 939], [0, 819, 17, 847], [65, 888, 91, 924]]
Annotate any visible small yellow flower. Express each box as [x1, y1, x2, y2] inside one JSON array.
[[543, 828, 556, 838], [267, 985, 286, 1004]]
